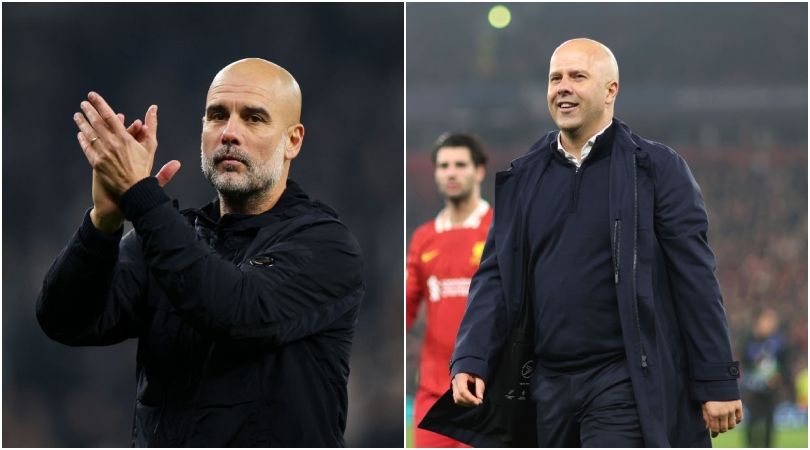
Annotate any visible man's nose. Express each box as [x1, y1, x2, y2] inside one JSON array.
[[555, 78, 573, 97], [221, 117, 242, 146]]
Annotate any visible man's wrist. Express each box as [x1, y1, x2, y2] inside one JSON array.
[[119, 177, 171, 221], [89, 208, 124, 234]]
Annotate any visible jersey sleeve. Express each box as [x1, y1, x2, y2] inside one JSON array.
[[406, 225, 428, 330]]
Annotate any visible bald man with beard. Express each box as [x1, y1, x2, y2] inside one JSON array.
[[37, 59, 364, 447], [435, 39, 742, 447]]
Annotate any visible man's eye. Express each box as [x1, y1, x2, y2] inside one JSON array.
[[249, 115, 264, 123], [209, 113, 225, 120]]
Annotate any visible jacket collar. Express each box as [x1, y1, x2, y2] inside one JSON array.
[[612, 118, 643, 155], [187, 179, 336, 232], [507, 118, 641, 175]]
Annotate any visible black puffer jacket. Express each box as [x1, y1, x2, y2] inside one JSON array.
[[37, 178, 364, 447]]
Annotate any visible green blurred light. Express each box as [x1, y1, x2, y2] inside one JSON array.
[[488, 5, 511, 29]]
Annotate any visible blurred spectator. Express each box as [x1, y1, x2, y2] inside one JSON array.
[[741, 309, 791, 447], [796, 368, 808, 411]]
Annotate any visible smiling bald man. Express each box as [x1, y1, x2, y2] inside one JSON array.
[[37, 58, 364, 447], [436, 38, 742, 447]]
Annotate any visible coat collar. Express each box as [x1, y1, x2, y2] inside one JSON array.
[[186, 178, 337, 232], [506, 118, 642, 175]]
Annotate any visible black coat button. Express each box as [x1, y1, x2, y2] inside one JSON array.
[[729, 366, 739, 377]]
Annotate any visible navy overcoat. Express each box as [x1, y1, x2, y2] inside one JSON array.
[[449, 119, 740, 447]]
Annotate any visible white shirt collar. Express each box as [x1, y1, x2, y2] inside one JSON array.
[[434, 199, 490, 233], [555, 121, 612, 168]]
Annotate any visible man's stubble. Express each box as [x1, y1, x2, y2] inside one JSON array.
[[201, 137, 285, 203]]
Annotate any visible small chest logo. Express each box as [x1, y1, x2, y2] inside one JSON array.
[[470, 241, 485, 266], [421, 249, 439, 263]]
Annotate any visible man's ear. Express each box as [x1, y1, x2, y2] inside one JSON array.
[[285, 123, 305, 160], [605, 80, 619, 106]]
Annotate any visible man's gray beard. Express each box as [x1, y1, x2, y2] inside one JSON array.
[[201, 141, 285, 202]]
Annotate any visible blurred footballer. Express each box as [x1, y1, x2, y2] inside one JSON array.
[[407, 132, 491, 447]]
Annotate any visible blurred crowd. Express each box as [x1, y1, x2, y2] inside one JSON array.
[[691, 149, 808, 438], [407, 4, 804, 87], [692, 150, 807, 361]]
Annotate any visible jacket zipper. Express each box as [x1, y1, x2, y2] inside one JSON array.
[[572, 165, 582, 212], [633, 152, 648, 374], [612, 217, 621, 284]]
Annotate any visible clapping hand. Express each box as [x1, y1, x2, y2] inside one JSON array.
[[73, 92, 180, 232]]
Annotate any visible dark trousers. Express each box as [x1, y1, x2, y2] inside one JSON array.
[[532, 357, 644, 447], [743, 389, 778, 448]]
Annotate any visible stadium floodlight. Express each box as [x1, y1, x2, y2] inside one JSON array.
[[488, 5, 511, 29]]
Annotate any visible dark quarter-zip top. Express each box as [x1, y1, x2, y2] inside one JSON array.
[[527, 123, 625, 374]]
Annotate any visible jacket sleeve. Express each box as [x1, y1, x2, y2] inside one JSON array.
[[653, 150, 740, 402], [406, 229, 424, 331], [450, 221, 507, 383], [118, 178, 364, 347], [36, 211, 147, 346]]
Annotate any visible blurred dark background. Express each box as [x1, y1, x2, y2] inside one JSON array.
[[406, 3, 807, 447], [3, 3, 403, 447]]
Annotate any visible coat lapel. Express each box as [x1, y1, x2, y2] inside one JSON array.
[[494, 138, 554, 332], [610, 120, 673, 446]]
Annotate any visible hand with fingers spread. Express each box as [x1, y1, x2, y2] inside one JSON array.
[[702, 400, 743, 438], [451, 372, 485, 407], [73, 91, 181, 232]]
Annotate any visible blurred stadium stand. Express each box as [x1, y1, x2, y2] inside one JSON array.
[[406, 3, 807, 445]]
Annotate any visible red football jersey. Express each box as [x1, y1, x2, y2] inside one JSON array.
[[407, 201, 493, 395]]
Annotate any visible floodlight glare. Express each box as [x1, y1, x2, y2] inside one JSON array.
[[488, 5, 511, 29]]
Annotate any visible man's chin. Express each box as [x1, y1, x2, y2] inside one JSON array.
[[211, 175, 251, 195], [211, 176, 277, 202], [214, 171, 248, 184], [553, 116, 581, 132], [446, 192, 472, 203], [215, 185, 262, 202]]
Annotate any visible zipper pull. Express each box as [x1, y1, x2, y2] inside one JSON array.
[[641, 354, 648, 369]]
